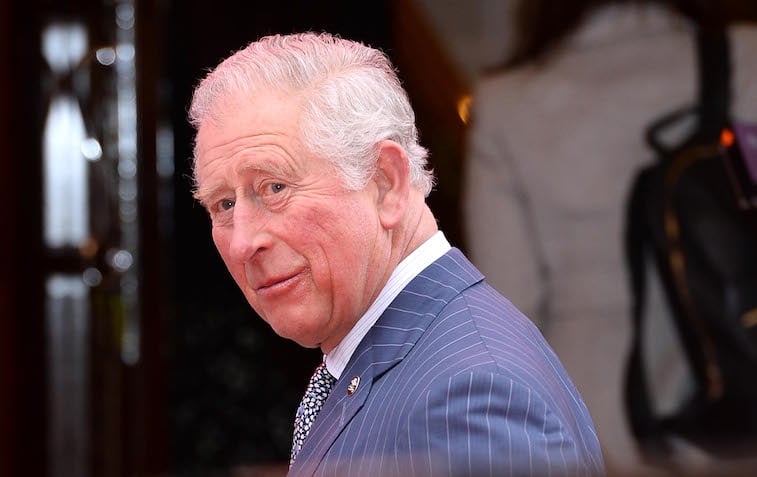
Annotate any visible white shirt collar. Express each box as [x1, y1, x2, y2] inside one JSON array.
[[324, 231, 451, 379]]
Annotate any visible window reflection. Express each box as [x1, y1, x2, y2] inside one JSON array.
[[42, 23, 89, 248], [114, 0, 140, 366], [46, 274, 90, 477], [40, 4, 141, 474]]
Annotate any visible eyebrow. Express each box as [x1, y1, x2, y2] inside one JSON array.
[[193, 182, 225, 209], [194, 157, 299, 208], [235, 158, 294, 179]]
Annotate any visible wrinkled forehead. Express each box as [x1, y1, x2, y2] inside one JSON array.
[[193, 88, 305, 156]]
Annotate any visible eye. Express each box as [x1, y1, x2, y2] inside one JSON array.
[[257, 180, 291, 210], [219, 199, 235, 211]]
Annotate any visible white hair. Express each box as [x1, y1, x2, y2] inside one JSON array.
[[189, 31, 434, 196]]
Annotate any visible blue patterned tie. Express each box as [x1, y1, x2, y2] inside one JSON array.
[[290, 361, 337, 465]]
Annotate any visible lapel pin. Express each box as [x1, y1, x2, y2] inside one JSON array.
[[347, 376, 360, 395]]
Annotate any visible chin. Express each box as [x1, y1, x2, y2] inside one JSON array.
[[282, 332, 322, 350], [267, 319, 322, 350]]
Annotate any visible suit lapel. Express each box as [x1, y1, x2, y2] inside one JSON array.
[[289, 248, 484, 476]]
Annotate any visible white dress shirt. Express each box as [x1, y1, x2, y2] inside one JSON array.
[[324, 231, 451, 379]]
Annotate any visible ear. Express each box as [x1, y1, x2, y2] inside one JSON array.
[[373, 140, 410, 230]]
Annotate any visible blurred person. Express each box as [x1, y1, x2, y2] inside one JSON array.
[[463, 0, 757, 474], [189, 32, 605, 477]]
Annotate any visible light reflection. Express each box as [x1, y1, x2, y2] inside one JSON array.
[[95, 47, 116, 66], [119, 202, 138, 223], [43, 90, 89, 248], [46, 273, 89, 477], [42, 2, 141, 368], [116, 42, 135, 61], [81, 137, 103, 161], [106, 248, 133, 272], [42, 22, 92, 477], [42, 3, 143, 474], [115, 0, 140, 365], [117, 157, 137, 178], [457, 93, 473, 125], [42, 24, 87, 74], [157, 124, 175, 178], [42, 23, 90, 249], [115, 3, 135, 30], [118, 180, 137, 201], [82, 267, 103, 287]]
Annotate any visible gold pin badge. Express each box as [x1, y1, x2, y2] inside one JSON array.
[[347, 376, 360, 395]]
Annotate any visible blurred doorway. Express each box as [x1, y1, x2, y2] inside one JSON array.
[[1, 1, 170, 476]]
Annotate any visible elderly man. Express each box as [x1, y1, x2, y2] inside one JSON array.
[[189, 32, 604, 477]]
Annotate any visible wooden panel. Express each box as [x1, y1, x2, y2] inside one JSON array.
[[390, 0, 471, 249], [391, 0, 470, 137], [0, 2, 47, 476], [0, 0, 16, 471]]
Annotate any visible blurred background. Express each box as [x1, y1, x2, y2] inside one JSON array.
[[0, 0, 496, 476], [2, 1, 757, 476]]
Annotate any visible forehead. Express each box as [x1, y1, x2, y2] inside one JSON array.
[[194, 90, 307, 180], [196, 89, 302, 155]]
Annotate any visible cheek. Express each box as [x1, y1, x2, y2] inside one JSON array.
[[301, 201, 374, 252], [211, 227, 229, 257], [292, 202, 373, 274], [211, 227, 239, 272]]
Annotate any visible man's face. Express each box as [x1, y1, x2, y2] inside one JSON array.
[[193, 91, 388, 352]]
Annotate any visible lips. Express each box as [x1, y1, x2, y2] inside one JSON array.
[[256, 274, 294, 290], [251, 268, 306, 293]]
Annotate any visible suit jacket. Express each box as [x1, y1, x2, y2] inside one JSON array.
[[289, 248, 605, 477]]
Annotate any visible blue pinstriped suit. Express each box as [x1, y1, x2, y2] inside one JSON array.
[[289, 248, 605, 477]]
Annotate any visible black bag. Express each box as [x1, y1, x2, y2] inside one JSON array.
[[623, 26, 757, 459]]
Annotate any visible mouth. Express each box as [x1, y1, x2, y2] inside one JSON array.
[[253, 269, 306, 295]]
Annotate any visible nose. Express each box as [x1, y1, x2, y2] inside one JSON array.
[[225, 199, 272, 263]]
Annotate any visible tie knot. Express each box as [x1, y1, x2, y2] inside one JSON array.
[[308, 361, 336, 395]]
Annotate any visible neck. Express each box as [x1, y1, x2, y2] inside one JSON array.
[[392, 194, 439, 265]]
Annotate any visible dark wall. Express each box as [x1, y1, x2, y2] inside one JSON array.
[[1, 2, 46, 476]]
